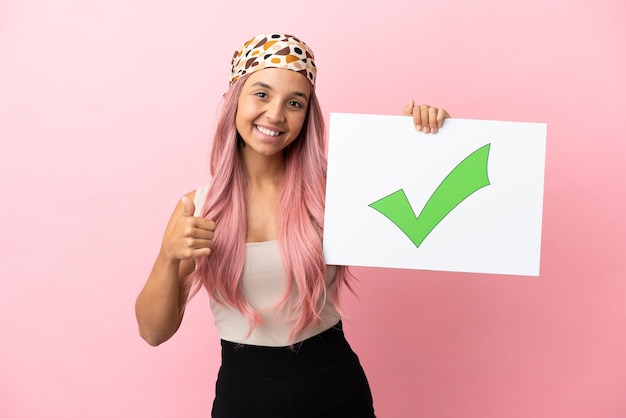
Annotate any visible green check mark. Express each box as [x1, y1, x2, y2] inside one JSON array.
[[369, 144, 491, 248]]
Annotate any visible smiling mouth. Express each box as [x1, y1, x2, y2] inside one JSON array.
[[256, 125, 282, 137]]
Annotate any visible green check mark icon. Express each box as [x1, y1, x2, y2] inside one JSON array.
[[369, 143, 491, 248]]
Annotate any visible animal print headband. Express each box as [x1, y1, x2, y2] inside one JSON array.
[[229, 33, 317, 86]]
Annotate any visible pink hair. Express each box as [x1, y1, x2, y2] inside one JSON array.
[[187, 73, 354, 342]]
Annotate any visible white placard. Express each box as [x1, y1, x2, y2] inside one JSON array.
[[323, 113, 547, 277]]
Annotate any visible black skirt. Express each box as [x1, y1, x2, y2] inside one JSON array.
[[211, 321, 376, 418]]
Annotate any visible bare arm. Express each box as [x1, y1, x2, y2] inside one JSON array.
[[135, 191, 215, 346]]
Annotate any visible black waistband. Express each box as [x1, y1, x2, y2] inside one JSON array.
[[219, 321, 353, 377]]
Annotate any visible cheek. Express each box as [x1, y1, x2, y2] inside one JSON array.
[[235, 98, 258, 128], [234, 104, 247, 133], [293, 114, 307, 135]]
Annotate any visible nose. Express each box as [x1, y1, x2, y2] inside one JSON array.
[[264, 100, 285, 123]]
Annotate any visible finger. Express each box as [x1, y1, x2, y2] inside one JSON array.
[[179, 245, 212, 260], [436, 108, 450, 128], [185, 237, 214, 250], [428, 107, 439, 133], [420, 105, 430, 133], [177, 237, 214, 259], [182, 220, 215, 240], [412, 107, 423, 131], [190, 248, 212, 259], [403, 99, 414, 116], [181, 196, 195, 217], [193, 218, 216, 232], [188, 227, 215, 241]]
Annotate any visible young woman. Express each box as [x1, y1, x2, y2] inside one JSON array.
[[135, 33, 449, 418]]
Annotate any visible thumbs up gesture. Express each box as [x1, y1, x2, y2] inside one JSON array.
[[160, 195, 216, 262]]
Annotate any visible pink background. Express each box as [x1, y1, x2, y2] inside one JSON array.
[[1, 1, 625, 417]]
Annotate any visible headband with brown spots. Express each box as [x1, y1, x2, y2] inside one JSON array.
[[229, 33, 317, 86]]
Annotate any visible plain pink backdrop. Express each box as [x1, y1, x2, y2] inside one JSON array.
[[1, 0, 625, 417]]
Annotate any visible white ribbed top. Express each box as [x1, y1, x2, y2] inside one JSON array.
[[193, 185, 341, 346]]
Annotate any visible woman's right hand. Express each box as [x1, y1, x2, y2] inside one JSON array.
[[136, 192, 215, 346], [160, 196, 216, 262]]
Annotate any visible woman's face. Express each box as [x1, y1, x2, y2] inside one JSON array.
[[235, 68, 311, 160]]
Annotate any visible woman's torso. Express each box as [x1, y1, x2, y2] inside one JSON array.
[[193, 185, 340, 346]]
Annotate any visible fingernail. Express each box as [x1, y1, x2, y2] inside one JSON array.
[[415, 125, 422, 131]]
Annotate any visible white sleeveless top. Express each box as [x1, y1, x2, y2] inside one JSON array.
[[193, 185, 341, 346]]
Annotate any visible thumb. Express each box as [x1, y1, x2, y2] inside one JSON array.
[[403, 99, 414, 116], [181, 196, 195, 217]]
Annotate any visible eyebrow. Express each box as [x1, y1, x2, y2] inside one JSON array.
[[251, 81, 309, 100]]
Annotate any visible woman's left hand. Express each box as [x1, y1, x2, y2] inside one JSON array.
[[403, 100, 450, 134]]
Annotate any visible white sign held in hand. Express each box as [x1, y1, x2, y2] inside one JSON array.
[[323, 113, 547, 277]]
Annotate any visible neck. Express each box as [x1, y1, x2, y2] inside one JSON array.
[[241, 149, 285, 187]]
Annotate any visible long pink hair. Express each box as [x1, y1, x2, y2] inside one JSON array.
[[187, 73, 354, 342]]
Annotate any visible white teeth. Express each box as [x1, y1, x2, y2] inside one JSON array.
[[256, 125, 281, 137]]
